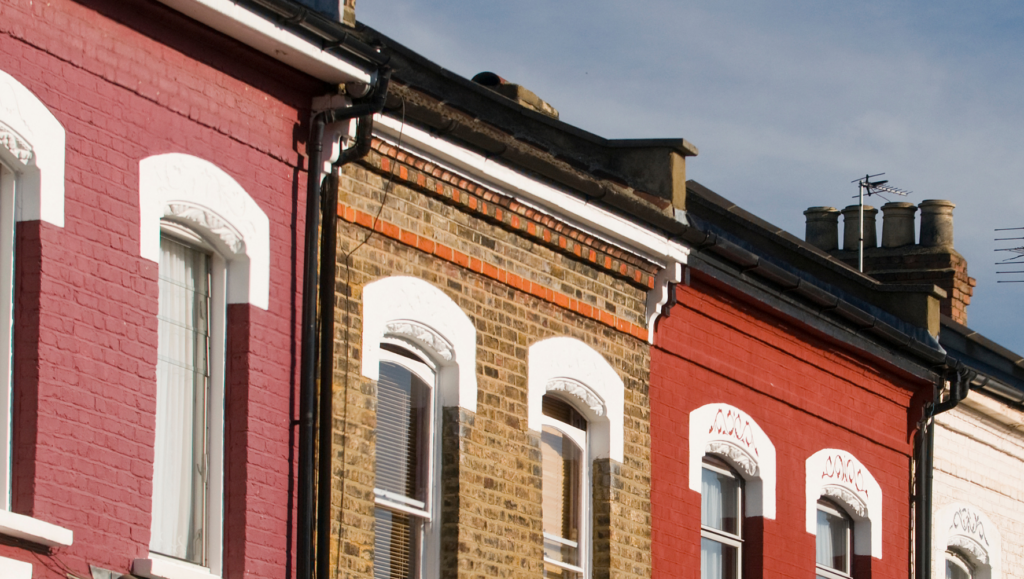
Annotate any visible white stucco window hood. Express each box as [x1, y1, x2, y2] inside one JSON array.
[[153, 0, 373, 85]]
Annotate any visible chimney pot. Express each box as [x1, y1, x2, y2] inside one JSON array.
[[919, 200, 956, 247], [842, 205, 878, 251], [881, 202, 917, 248], [804, 206, 840, 251]]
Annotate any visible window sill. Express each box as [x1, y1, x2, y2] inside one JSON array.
[[133, 556, 220, 579], [0, 556, 32, 579], [0, 509, 73, 547]]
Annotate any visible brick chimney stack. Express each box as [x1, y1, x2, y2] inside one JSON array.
[[804, 199, 976, 324]]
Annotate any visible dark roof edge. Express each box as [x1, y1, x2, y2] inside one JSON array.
[[940, 316, 1024, 406]]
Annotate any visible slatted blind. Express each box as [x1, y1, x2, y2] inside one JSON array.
[[374, 507, 414, 579], [375, 361, 429, 504], [541, 394, 584, 578]]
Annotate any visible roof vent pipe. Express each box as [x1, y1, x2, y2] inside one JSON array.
[[842, 204, 877, 251], [881, 202, 917, 248], [804, 206, 840, 251], [919, 200, 955, 248]]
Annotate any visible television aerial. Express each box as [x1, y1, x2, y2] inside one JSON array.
[[850, 174, 912, 272], [995, 227, 1024, 283]]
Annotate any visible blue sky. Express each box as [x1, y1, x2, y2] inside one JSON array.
[[359, 1, 1024, 354]]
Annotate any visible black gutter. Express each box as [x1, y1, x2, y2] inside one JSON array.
[[298, 70, 390, 579], [915, 362, 971, 579]]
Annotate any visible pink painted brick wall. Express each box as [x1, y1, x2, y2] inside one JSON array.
[[0, 0, 328, 576]]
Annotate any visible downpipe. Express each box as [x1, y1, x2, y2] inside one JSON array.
[[915, 360, 971, 579], [299, 69, 391, 579]]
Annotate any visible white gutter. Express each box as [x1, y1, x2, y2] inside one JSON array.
[[373, 114, 690, 343], [155, 0, 372, 84], [373, 114, 690, 267]]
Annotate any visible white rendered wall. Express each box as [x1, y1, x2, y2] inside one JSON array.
[[933, 394, 1024, 579]]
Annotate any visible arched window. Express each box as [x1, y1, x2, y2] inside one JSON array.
[[362, 276, 477, 578], [528, 337, 624, 579], [816, 498, 853, 579], [689, 404, 776, 579], [805, 449, 883, 572], [933, 503, 1000, 579], [134, 154, 269, 579]]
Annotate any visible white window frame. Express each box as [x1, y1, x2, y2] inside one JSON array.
[[700, 457, 743, 579], [540, 401, 589, 578], [372, 343, 442, 578], [815, 499, 853, 579]]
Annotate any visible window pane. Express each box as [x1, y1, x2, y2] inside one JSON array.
[[544, 561, 581, 579], [376, 361, 430, 504], [701, 537, 738, 579], [816, 507, 850, 572], [946, 553, 972, 579], [374, 507, 419, 579], [542, 425, 582, 567], [701, 467, 739, 535], [152, 237, 210, 564]]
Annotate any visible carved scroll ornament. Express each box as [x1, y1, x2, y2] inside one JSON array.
[[385, 320, 454, 361], [547, 378, 605, 417]]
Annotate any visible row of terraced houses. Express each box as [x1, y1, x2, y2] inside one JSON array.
[[0, 1, 1021, 579]]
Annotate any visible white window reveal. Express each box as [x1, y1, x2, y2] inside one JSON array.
[[816, 498, 853, 579], [688, 403, 777, 520], [805, 449, 882, 561], [373, 345, 438, 579], [701, 456, 743, 579], [933, 503, 1000, 579], [541, 395, 587, 579]]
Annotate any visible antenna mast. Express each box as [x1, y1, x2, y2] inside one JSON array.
[[851, 174, 911, 272]]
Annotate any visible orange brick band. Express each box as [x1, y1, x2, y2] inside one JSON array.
[[366, 139, 659, 290], [338, 202, 650, 342]]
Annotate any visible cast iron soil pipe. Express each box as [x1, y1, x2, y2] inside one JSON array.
[[299, 70, 390, 579], [915, 361, 971, 579]]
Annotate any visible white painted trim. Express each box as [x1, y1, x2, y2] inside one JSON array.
[[688, 403, 777, 519], [646, 261, 682, 344], [139, 154, 270, 310], [0, 556, 31, 579], [361, 276, 477, 413], [805, 449, 882, 559], [528, 337, 624, 462], [0, 69, 66, 227], [152, 0, 372, 85], [934, 503, 1000, 579], [134, 554, 220, 579], [372, 115, 690, 268], [0, 508, 73, 547]]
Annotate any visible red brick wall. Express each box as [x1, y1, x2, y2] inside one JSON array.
[[0, 0, 327, 576], [651, 272, 928, 579]]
